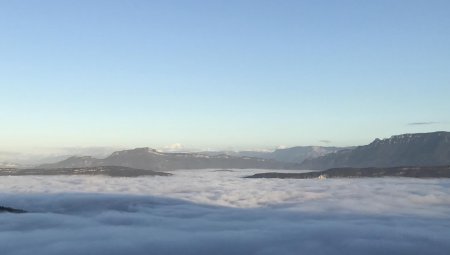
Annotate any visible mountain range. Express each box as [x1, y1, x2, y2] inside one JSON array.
[[38, 147, 304, 171], [36, 131, 450, 171], [299, 131, 450, 170], [201, 146, 348, 163]]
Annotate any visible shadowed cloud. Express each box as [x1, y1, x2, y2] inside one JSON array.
[[1, 192, 450, 255], [1, 170, 450, 255]]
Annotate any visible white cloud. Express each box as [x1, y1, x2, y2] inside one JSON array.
[[160, 143, 185, 152], [1, 170, 450, 254]]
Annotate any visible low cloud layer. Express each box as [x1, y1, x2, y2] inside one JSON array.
[[1, 170, 450, 254]]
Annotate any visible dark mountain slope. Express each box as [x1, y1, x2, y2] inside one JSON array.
[[300, 132, 450, 170]]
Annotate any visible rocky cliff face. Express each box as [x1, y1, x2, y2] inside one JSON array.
[[299, 132, 450, 170]]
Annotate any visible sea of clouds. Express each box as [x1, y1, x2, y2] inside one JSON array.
[[1, 169, 450, 255]]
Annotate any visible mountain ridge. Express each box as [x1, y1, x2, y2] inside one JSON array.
[[38, 147, 303, 171], [199, 146, 349, 163], [36, 131, 450, 171], [299, 131, 450, 170]]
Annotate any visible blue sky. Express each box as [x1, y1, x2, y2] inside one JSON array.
[[1, 0, 449, 151]]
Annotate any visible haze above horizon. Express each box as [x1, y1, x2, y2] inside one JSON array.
[[1, 0, 449, 151]]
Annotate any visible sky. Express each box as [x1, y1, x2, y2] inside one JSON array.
[[1, 0, 450, 151]]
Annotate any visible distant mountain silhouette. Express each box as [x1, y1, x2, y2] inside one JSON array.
[[201, 146, 347, 163], [37, 132, 450, 171], [39, 147, 302, 171], [299, 131, 450, 170], [270, 146, 348, 163]]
